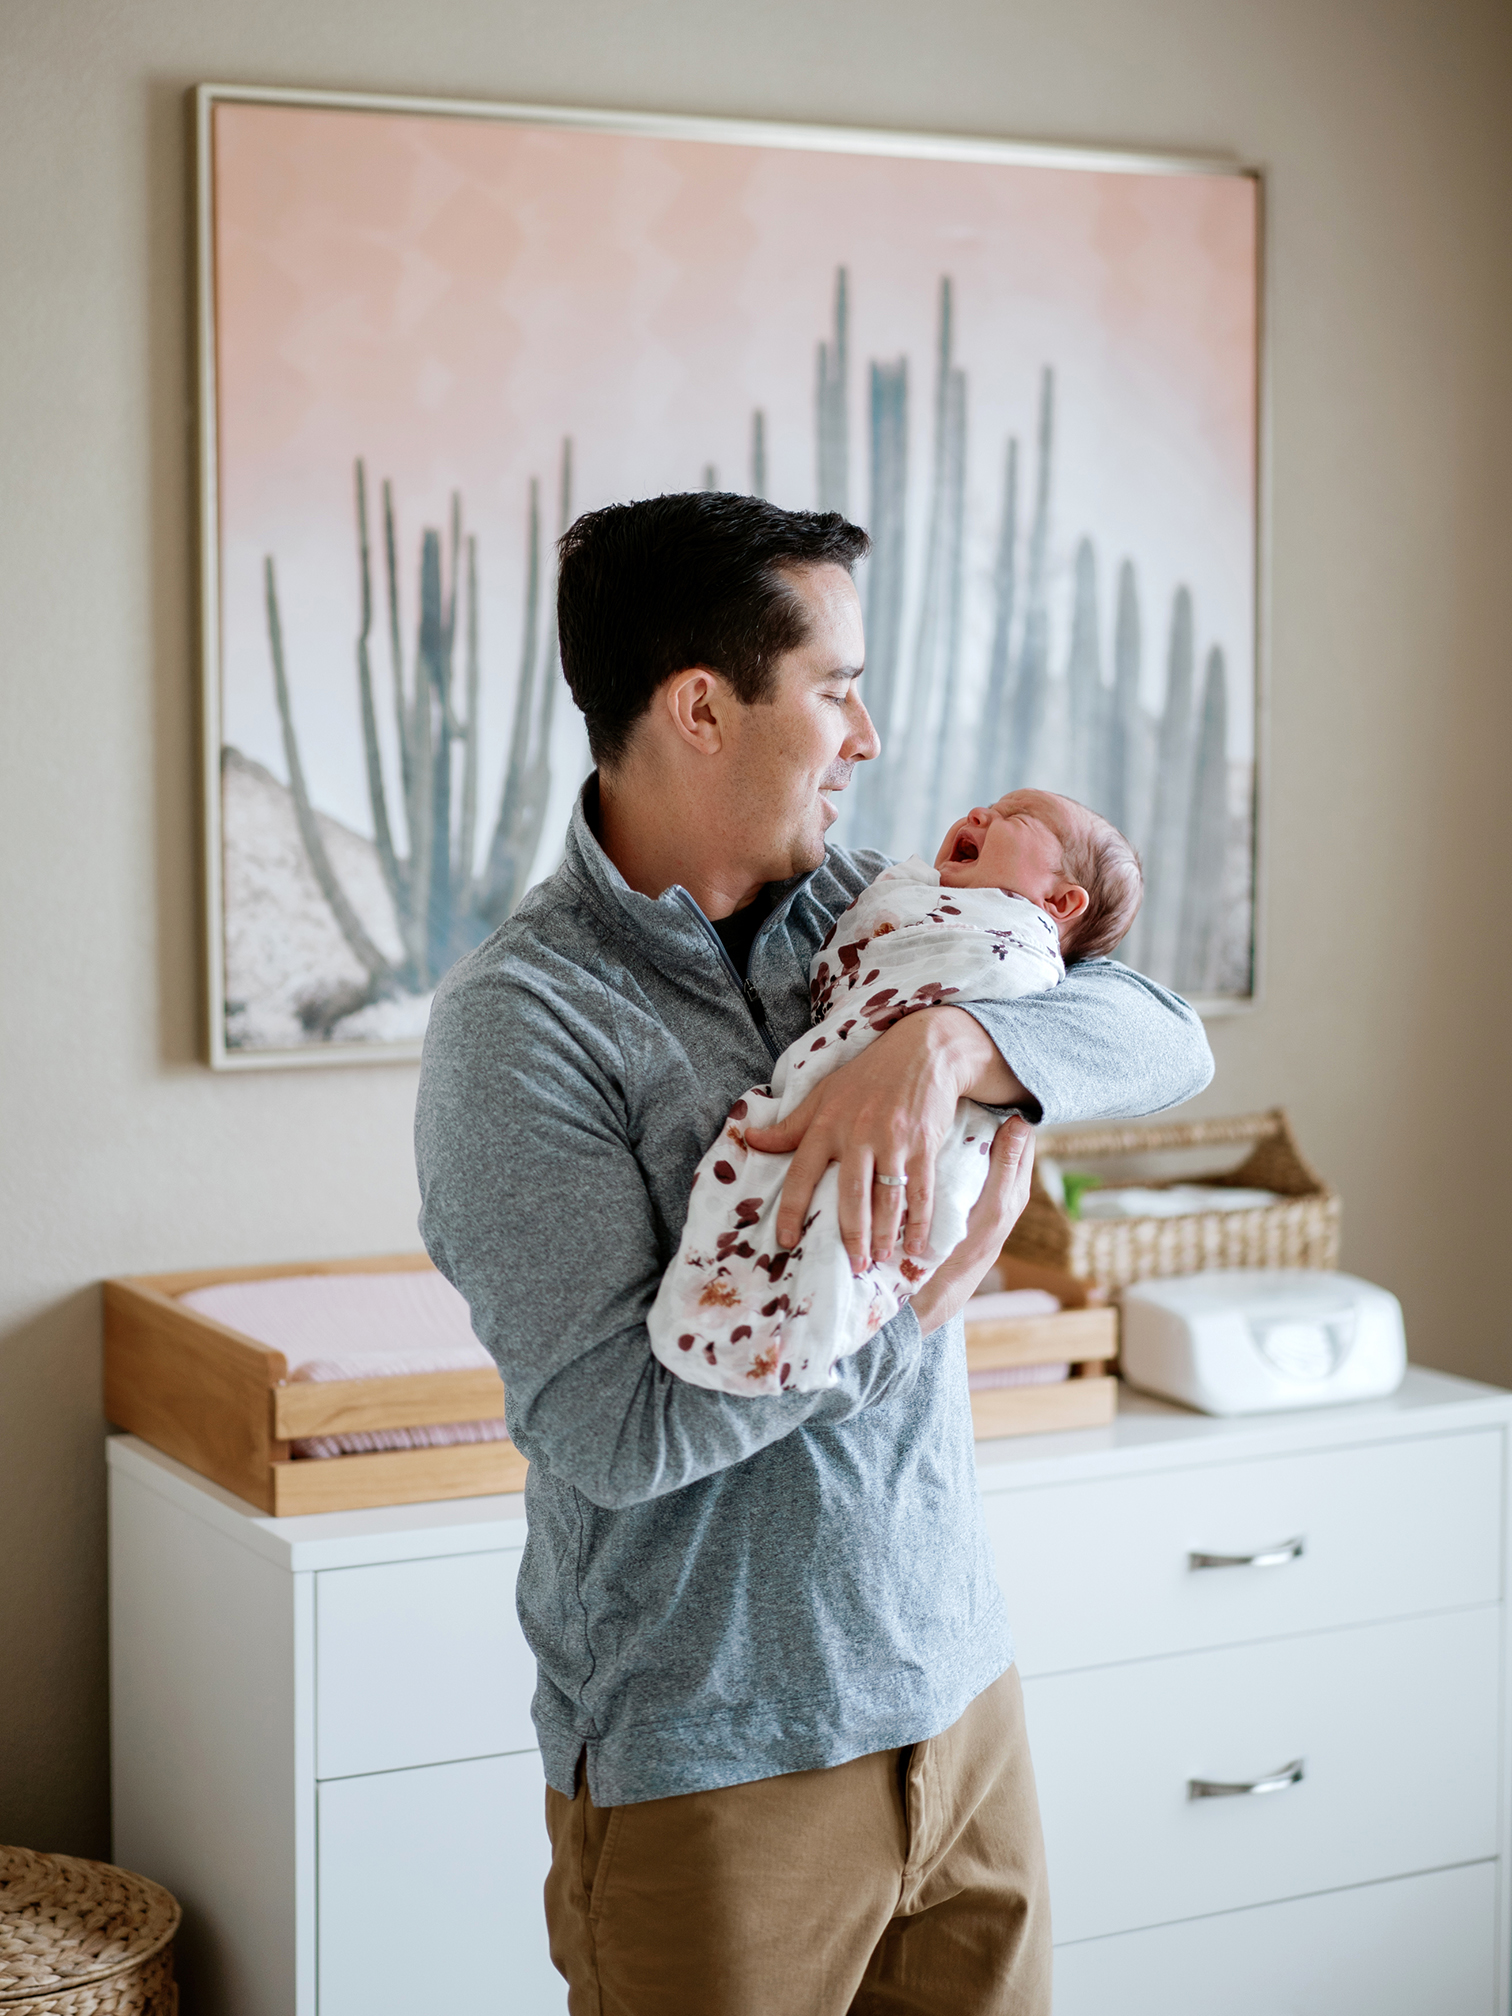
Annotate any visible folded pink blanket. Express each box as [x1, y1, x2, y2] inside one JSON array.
[[179, 1272, 505, 1459], [967, 1363, 1071, 1391], [963, 1288, 1063, 1323]]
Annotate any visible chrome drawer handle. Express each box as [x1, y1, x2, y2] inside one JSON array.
[[1189, 1759, 1305, 1801], [1188, 1537, 1304, 1571]]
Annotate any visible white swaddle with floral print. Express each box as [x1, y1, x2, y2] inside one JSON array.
[[648, 857, 1064, 1394]]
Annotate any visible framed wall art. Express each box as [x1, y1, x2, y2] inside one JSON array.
[[197, 84, 1262, 1067]]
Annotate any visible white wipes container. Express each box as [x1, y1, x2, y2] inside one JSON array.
[[1120, 1269, 1407, 1416]]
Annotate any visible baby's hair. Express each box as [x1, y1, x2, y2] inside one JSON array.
[[1057, 806, 1143, 963]]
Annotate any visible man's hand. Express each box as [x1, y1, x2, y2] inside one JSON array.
[[742, 1005, 1030, 1271], [905, 1117, 1036, 1336]]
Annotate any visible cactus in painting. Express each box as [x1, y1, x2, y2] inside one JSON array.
[[1065, 537, 1103, 809], [845, 356, 907, 852], [479, 439, 574, 929], [903, 277, 967, 850], [353, 462, 406, 947], [1106, 558, 1142, 839], [816, 267, 850, 517], [750, 409, 768, 498], [263, 441, 573, 1008], [264, 554, 398, 990], [1175, 645, 1229, 991], [1008, 368, 1055, 790], [973, 438, 1019, 809], [1136, 587, 1196, 979]]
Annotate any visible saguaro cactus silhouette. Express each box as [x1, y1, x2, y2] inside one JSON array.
[[1176, 645, 1229, 991], [1007, 368, 1055, 790], [1137, 586, 1197, 979], [816, 267, 850, 517], [1065, 537, 1103, 809], [974, 438, 1019, 809], [478, 438, 574, 930], [265, 548, 396, 991], [905, 278, 968, 849], [262, 443, 572, 1019], [1106, 558, 1142, 839], [848, 355, 908, 852]]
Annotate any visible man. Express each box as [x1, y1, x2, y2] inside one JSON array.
[[416, 493, 1212, 2014]]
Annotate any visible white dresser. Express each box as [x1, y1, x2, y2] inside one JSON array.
[[108, 1366, 1512, 2015], [108, 1438, 556, 2016], [982, 1369, 1512, 2014]]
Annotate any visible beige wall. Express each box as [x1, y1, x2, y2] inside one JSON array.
[[3, 0, 1509, 1856]]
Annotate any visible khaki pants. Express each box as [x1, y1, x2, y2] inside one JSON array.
[[543, 1666, 1051, 2016]]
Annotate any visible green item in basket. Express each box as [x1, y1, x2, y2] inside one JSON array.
[[1061, 1172, 1102, 1220]]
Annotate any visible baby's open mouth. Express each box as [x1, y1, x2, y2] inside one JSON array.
[[951, 832, 980, 863]]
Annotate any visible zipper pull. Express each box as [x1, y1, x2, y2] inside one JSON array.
[[742, 979, 769, 1029]]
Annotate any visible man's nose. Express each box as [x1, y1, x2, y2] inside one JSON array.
[[846, 696, 882, 763]]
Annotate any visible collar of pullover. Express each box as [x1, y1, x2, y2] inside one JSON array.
[[562, 774, 814, 955]]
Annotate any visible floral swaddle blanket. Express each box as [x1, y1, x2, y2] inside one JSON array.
[[648, 857, 1064, 1395]]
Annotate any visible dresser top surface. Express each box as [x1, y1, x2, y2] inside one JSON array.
[[108, 1365, 1509, 1570], [973, 1363, 1510, 1492]]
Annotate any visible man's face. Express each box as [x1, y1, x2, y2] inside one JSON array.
[[722, 563, 878, 883]]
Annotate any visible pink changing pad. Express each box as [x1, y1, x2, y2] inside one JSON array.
[[179, 1272, 506, 1460]]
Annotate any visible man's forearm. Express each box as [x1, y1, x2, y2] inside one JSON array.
[[491, 1300, 926, 1509]]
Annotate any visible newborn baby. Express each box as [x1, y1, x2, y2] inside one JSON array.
[[648, 790, 1143, 1394]]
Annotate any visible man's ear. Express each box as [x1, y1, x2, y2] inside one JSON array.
[[1045, 883, 1091, 922], [663, 668, 728, 756]]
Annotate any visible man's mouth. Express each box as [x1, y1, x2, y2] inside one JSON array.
[[951, 832, 980, 863]]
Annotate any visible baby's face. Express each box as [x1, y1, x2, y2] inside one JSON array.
[[935, 790, 1084, 905]]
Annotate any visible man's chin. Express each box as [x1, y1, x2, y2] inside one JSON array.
[[785, 817, 832, 878]]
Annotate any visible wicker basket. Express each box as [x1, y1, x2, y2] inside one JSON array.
[[0, 1848, 179, 2015], [1005, 1108, 1340, 1292]]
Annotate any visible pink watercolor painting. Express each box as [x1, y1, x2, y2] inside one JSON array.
[[202, 91, 1259, 1062]]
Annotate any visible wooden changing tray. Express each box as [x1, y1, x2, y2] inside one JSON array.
[[964, 1258, 1118, 1439], [103, 1254, 522, 1516], [104, 1251, 1119, 1517]]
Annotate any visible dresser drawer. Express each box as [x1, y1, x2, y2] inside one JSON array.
[[318, 1753, 564, 2015], [986, 1428, 1502, 1674], [1053, 1860, 1499, 2016], [1025, 1604, 1500, 1944], [316, 1550, 537, 1779]]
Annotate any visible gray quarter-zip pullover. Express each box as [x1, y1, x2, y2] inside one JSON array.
[[415, 783, 1213, 1805]]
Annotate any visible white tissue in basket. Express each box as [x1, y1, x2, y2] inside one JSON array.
[[1120, 1269, 1406, 1416], [1077, 1184, 1279, 1220]]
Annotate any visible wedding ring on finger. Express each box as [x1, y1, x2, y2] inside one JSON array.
[[873, 1173, 907, 1188]]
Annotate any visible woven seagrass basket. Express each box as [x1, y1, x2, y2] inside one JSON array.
[[0, 1847, 179, 2015], [1005, 1108, 1340, 1292]]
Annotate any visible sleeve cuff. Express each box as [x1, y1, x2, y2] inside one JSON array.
[[956, 1004, 1046, 1125]]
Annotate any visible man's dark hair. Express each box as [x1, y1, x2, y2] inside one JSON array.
[[556, 492, 870, 767]]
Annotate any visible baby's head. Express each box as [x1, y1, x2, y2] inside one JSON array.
[[934, 789, 1143, 963]]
